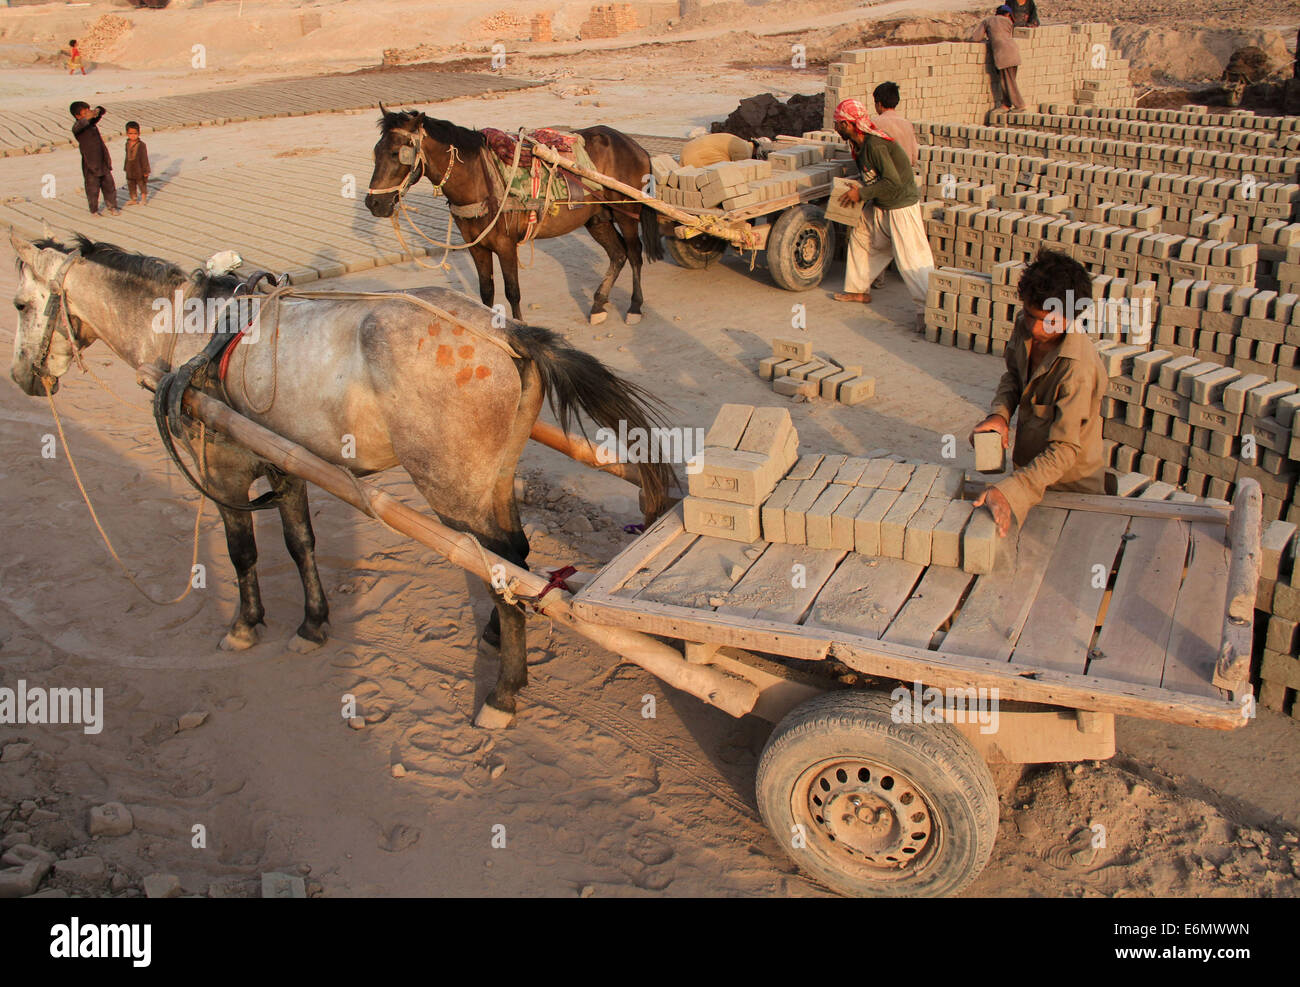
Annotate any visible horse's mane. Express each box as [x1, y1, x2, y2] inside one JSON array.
[[379, 109, 487, 153], [28, 234, 241, 295]]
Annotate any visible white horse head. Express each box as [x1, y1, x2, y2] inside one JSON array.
[[10, 232, 79, 396]]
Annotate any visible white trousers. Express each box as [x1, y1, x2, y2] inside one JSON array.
[[845, 202, 935, 306]]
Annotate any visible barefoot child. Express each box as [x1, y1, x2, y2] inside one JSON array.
[[70, 102, 119, 216], [67, 40, 86, 75], [124, 122, 151, 205]]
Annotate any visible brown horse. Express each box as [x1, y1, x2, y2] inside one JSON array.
[[364, 109, 662, 325], [10, 232, 674, 727]]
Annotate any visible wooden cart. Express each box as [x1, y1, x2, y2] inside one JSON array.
[[141, 366, 1262, 898], [527, 138, 841, 291]]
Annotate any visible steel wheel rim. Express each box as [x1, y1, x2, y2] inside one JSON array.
[[793, 757, 938, 877], [793, 227, 824, 272]]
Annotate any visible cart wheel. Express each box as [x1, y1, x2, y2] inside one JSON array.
[[666, 234, 727, 269], [756, 690, 998, 898], [766, 203, 834, 291]]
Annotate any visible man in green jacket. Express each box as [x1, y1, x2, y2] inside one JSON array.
[[831, 98, 935, 323]]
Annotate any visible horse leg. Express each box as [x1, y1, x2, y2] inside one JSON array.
[[585, 211, 626, 326], [273, 474, 330, 652], [498, 239, 524, 321], [469, 243, 496, 310], [216, 503, 265, 651], [474, 580, 528, 729], [615, 210, 645, 324]]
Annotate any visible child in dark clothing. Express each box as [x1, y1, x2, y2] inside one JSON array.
[[67, 39, 86, 75], [124, 121, 150, 206], [70, 101, 119, 216]]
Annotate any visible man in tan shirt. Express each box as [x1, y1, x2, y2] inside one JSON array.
[[680, 132, 759, 168], [971, 5, 1026, 110], [871, 81, 918, 166], [970, 249, 1107, 534]]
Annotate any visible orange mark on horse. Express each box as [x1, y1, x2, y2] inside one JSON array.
[[455, 366, 473, 387], [427, 323, 440, 336], [475, 365, 491, 379], [417, 338, 424, 351], [458, 345, 475, 360], [451, 326, 465, 336], [436, 344, 454, 367]]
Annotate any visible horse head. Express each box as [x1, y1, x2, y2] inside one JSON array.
[[9, 231, 81, 396], [365, 105, 428, 217]]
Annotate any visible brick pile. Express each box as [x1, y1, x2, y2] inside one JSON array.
[[1044, 103, 1300, 139], [756, 337, 876, 405], [1259, 522, 1300, 718], [1155, 281, 1300, 386], [530, 13, 553, 44], [577, 4, 638, 40], [824, 24, 1135, 128], [1001, 109, 1300, 156], [653, 142, 853, 212]]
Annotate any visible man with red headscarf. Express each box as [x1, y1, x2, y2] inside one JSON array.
[[831, 98, 934, 324]]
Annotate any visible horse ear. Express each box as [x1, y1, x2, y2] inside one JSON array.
[[378, 101, 388, 117], [10, 229, 42, 271]]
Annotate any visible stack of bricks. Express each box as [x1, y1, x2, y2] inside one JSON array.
[[577, 4, 638, 40], [1001, 109, 1298, 156], [917, 145, 1300, 247], [1155, 281, 1300, 386], [1098, 347, 1300, 521], [654, 145, 852, 211], [1041, 103, 1300, 142], [682, 404, 799, 543], [923, 202, 1254, 299], [761, 456, 999, 574], [824, 24, 1135, 128], [529, 13, 553, 43], [923, 263, 1154, 354], [915, 121, 1300, 183], [757, 337, 876, 405], [1258, 521, 1300, 719]]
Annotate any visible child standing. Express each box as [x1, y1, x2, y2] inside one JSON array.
[[124, 122, 151, 206], [67, 40, 86, 75], [70, 101, 119, 216]]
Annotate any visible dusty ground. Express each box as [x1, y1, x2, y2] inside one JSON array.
[[1, 0, 1298, 899]]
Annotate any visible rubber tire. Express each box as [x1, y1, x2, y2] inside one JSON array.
[[756, 690, 998, 898], [666, 234, 727, 269], [765, 203, 835, 291]]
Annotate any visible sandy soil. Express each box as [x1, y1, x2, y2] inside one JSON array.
[[1, 0, 1298, 899]]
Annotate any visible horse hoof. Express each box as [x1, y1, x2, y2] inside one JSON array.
[[474, 703, 515, 730], [625, 312, 642, 325], [219, 626, 259, 652], [589, 311, 607, 326]]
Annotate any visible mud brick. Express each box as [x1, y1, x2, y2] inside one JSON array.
[[760, 478, 801, 543], [880, 462, 915, 490], [830, 485, 875, 551], [1275, 582, 1300, 622], [1238, 462, 1297, 502], [1175, 361, 1221, 398], [902, 497, 948, 566], [931, 499, 974, 569], [1143, 433, 1190, 465], [930, 465, 965, 500], [1244, 414, 1291, 454], [771, 337, 814, 361], [973, 431, 1005, 473], [1222, 373, 1269, 414], [1131, 349, 1173, 384], [806, 364, 842, 389], [1106, 375, 1144, 403], [838, 377, 877, 406], [1137, 481, 1177, 500], [704, 404, 754, 450], [812, 455, 847, 483], [788, 360, 826, 380], [962, 508, 999, 575], [834, 457, 871, 485], [1096, 343, 1145, 377], [1157, 355, 1199, 391], [1266, 615, 1300, 656], [857, 458, 893, 489], [1124, 402, 1149, 428], [904, 464, 942, 496], [855, 488, 901, 557], [786, 454, 823, 481], [758, 356, 783, 380], [820, 369, 858, 399], [1261, 520, 1297, 581], [683, 497, 761, 543], [1159, 461, 1184, 485], [784, 479, 830, 545], [1111, 471, 1150, 496], [688, 448, 778, 505], [805, 483, 854, 550], [880, 492, 926, 559], [773, 375, 818, 397], [1189, 366, 1241, 405], [772, 358, 802, 378], [1245, 381, 1297, 418], [1138, 453, 1160, 478], [737, 406, 794, 461], [1277, 392, 1300, 431]]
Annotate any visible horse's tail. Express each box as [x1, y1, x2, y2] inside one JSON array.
[[506, 324, 676, 518], [639, 203, 663, 263]]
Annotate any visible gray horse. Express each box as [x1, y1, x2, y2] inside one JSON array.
[[10, 232, 673, 727]]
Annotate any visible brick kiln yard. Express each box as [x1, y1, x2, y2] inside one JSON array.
[[1, 0, 1299, 898]]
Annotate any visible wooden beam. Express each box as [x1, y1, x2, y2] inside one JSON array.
[[1213, 478, 1262, 694]]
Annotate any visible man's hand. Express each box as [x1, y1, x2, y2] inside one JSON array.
[[838, 184, 862, 207], [973, 485, 1013, 537], [969, 412, 1009, 449]]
